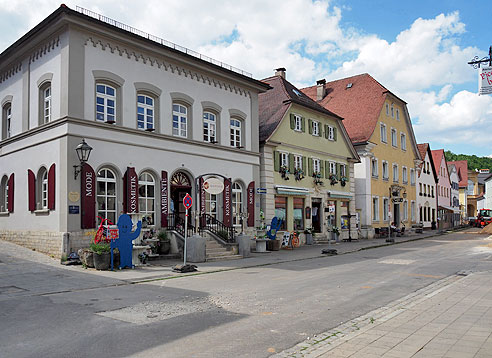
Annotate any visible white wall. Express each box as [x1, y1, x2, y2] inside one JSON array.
[[416, 151, 438, 226]]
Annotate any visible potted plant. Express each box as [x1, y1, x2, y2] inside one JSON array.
[[312, 172, 323, 186], [304, 227, 315, 245], [294, 168, 305, 181], [329, 174, 338, 185], [157, 229, 171, 255], [78, 248, 95, 268], [90, 241, 111, 270], [279, 165, 290, 180], [331, 226, 340, 242], [340, 176, 348, 187]]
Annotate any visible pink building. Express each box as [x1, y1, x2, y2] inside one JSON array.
[[431, 149, 453, 229]]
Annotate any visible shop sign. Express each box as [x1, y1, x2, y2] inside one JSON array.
[[479, 66, 492, 95], [247, 181, 255, 227], [69, 205, 79, 214], [81, 163, 96, 229], [223, 179, 231, 226], [203, 177, 224, 194], [125, 167, 139, 214], [328, 204, 336, 213], [161, 171, 168, 227]]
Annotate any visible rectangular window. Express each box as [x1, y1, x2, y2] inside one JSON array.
[[275, 196, 287, 230], [340, 164, 347, 178], [383, 198, 389, 221], [411, 201, 416, 221], [372, 196, 379, 221], [382, 161, 389, 180], [431, 186, 434, 197], [391, 128, 397, 147], [312, 121, 319, 136], [96, 84, 116, 123], [371, 158, 378, 178], [396, 109, 400, 120], [230, 119, 242, 147], [410, 169, 415, 185], [203, 111, 216, 142], [419, 183, 422, 195], [293, 197, 304, 230], [313, 158, 321, 173], [402, 166, 408, 184], [280, 152, 289, 168], [172, 103, 187, 137], [329, 161, 336, 175], [137, 94, 154, 131], [401, 133, 406, 151], [380, 123, 387, 143], [294, 155, 303, 170], [403, 200, 408, 221], [385, 103, 389, 116], [294, 115, 302, 131], [391, 105, 394, 118], [327, 125, 334, 140], [43, 86, 51, 124], [393, 164, 398, 182]]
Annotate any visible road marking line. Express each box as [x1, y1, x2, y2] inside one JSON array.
[[406, 273, 443, 279], [378, 259, 415, 265], [361, 285, 373, 289]]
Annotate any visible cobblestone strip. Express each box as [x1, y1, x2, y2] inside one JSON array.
[[271, 274, 463, 358]]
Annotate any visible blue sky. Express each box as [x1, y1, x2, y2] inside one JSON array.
[[0, 0, 490, 156]]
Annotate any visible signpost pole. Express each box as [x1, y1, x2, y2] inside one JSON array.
[[183, 207, 188, 266]]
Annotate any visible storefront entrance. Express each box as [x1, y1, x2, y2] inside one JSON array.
[[312, 199, 322, 233], [170, 171, 192, 221]]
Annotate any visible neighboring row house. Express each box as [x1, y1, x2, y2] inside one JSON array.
[[416, 143, 438, 229], [448, 160, 469, 223], [258, 69, 359, 242], [0, 5, 269, 257], [302, 74, 421, 238], [431, 150, 453, 229]]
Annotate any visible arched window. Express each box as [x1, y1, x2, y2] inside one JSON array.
[[138, 172, 155, 225], [172, 103, 187, 137], [96, 84, 116, 123], [232, 182, 243, 227], [230, 118, 242, 147], [203, 111, 216, 143], [36, 167, 48, 210], [97, 168, 117, 223], [2, 103, 12, 139], [0, 175, 8, 212], [137, 94, 155, 131]]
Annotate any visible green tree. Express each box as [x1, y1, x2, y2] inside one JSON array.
[[444, 151, 492, 171]]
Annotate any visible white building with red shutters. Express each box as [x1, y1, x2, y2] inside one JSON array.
[[0, 5, 268, 257]]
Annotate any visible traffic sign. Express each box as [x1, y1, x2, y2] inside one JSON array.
[[183, 194, 193, 209], [256, 188, 267, 194]]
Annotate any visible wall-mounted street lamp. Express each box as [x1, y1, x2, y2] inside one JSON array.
[[74, 139, 93, 180]]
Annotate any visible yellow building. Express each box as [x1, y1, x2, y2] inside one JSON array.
[[302, 74, 421, 238], [259, 69, 360, 242]]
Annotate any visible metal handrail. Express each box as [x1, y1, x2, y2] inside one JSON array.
[[167, 213, 194, 238], [199, 214, 235, 243], [75, 6, 252, 78]]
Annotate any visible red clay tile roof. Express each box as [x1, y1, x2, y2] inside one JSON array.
[[258, 75, 341, 142], [431, 149, 444, 174], [417, 143, 428, 173], [301, 73, 391, 144], [448, 160, 468, 187]]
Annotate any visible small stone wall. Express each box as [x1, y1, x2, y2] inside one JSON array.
[[0, 230, 64, 258]]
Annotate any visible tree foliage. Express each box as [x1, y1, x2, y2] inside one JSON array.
[[445, 151, 492, 171]]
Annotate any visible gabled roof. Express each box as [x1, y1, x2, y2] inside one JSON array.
[[258, 75, 341, 142], [301, 73, 401, 144], [417, 143, 438, 181], [448, 160, 468, 187], [431, 149, 445, 170]]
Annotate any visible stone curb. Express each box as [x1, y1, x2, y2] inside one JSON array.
[[270, 273, 466, 358]]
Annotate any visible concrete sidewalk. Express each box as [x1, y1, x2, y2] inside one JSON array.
[[272, 270, 492, 358], [0, 227, 480, 284]]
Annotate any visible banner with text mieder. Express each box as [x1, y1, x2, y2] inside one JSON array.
[[479, 66, 492, 95]]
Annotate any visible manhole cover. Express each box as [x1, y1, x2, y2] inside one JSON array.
[[0, 286, 27, 294]]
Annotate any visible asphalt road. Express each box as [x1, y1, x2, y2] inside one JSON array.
[[1, 232, 492, 358]]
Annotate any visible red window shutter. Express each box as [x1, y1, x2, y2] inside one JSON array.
[[247, 181, 255, 227], [48, 164, 55, 210], [7, 173, 14, 213], [28, 170, 36, 212]]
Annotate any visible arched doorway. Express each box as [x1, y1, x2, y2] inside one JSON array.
[[170, 171, 192, 220]]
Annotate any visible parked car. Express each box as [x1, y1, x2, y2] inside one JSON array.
[[476, 209, 492, 228]]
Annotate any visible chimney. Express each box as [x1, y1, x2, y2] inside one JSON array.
[[275, 67, 286, 79], [316, 79, 326, 101]]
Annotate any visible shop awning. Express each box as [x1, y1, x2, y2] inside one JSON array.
[[275, 185, 309, 196], [328, 190, 353, 199], [438, 205, 454, 212]]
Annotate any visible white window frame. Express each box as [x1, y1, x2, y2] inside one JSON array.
[[138, 172, 156, 225], [294, 115, 302, 131], [3, 103, 12, 139], [410, 168, 415, 185], [371, 158, 378, 178], [391, 104, 394, 118], [385, 103, 389, 116], [411, 201, 416, 221], [383, 197, 389, 221], [393, 164, 398, 183], [232, 182, 243, 227], [382, 161, 389, 180], [313, 158, 321, 174], [97, 168, 117, 224], [380, 123, 387, 143], [230, 118, 242, 147], [340, 163, 347, 178], [396, 109, 400, 121], [402, 166, 408, 184], [372, 196, 379, 221], [43, 86, 51, 124], [95, 83, 116, 123], [206, 192, 218, 219], [294, 155, 303, 170], [137, 94, 154, 131], [391, 128, 397, 147], [173, 103, 188, 137], [280, 152, 289, 168], [41, 170, 48, 209], [0, 176, 7, 213], [312, 121, 319, 136], [327, 125, 334, 140], [400, 132, 406, 151], [403, 200, 408, 221], [329, 161, 336, 175], [203, 111, 216, 143]]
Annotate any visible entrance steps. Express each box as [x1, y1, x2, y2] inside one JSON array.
[[205, 239, 242, 262]]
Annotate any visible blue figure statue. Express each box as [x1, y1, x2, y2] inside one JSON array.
[[266, 217, 282, 240], [111, 214, 142, 269]]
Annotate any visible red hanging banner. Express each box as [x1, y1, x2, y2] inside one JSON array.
[[247, 181, 255, 227], [161, 171, 168, 227], [81, 163, 96, 229], [48, 163, 55, 210], [125, 167, 139, 214], [223, 178, 232, 227], [28, 169, 35, 212], [7, 173, 14, 213]]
